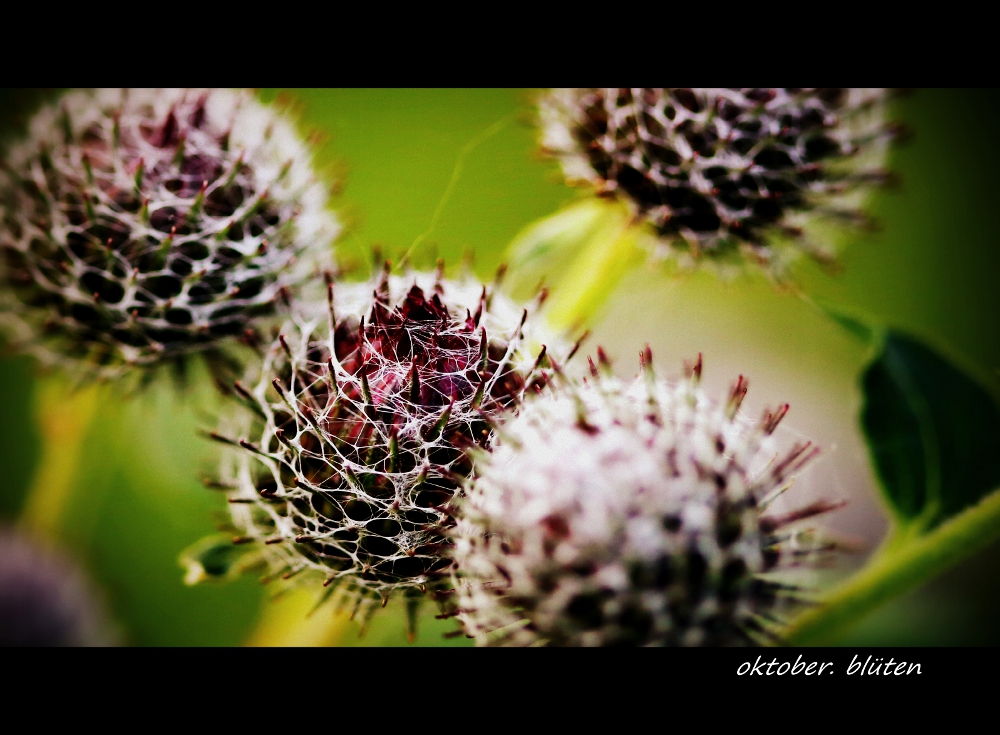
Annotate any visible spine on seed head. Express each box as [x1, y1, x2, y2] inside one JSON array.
[[204, 263, 575, 635], [538, 88, 895, 278], [0, 88, 339, 382], [449, 348, 842, 646]]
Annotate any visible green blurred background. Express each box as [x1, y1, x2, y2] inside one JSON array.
[[1, 89, 998, 645]]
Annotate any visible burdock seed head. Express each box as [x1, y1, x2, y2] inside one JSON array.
[[210, 263, 572, 634], [539, 88, 894, 277], [0, 88, 339, 382], [451, 349, 842, 646]]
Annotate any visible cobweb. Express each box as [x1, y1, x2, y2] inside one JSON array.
[[218, 266, 571, 628]]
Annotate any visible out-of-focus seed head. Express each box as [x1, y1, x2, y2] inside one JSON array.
[[540, 88, 894, 277], [212, 265, 568, 632], [0, 88, 339, 382], [0, 525, 118, 646], [451, 351, 841, 646]]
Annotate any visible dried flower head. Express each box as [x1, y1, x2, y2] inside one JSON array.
[[211, 265, 570, 633], [0, 88, 338, 381], [539, 88, 893, 276], [451, 350, 841, 646]]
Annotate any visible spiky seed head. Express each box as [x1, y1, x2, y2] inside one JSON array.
[[0, 525, 117, 646], [0, 88, 338, 381], [451, 352, 838, 646], [216, 268, 566, 629], [539, 88, 893, 276]]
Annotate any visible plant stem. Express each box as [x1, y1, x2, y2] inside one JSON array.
[[783, 487, 1000, 645], [19, 375, 102, 540], [244, 587, 353, 647], [543, 211, 646, 331]]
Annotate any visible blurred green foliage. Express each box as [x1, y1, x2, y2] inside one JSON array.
[[800, 89, 1000, 382], [860, 332, 1000, 529], [0, 356, 39, 517], [1, 89, 998, 645], [258, 89, 571, 278]]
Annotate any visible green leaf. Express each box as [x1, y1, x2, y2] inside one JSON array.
[[861, 332, 1000, 531], [179, 534, 260, 585], [786, 321, 1000, 645]]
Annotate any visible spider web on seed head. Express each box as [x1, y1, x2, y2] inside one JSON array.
[[221, 271, 564, 618]]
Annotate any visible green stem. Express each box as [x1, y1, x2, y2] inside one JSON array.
[[543, 211, 646, 331], [19, 376, 102, 541], [244, 587, 352, 647], [783, 487, 1000, 645]]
